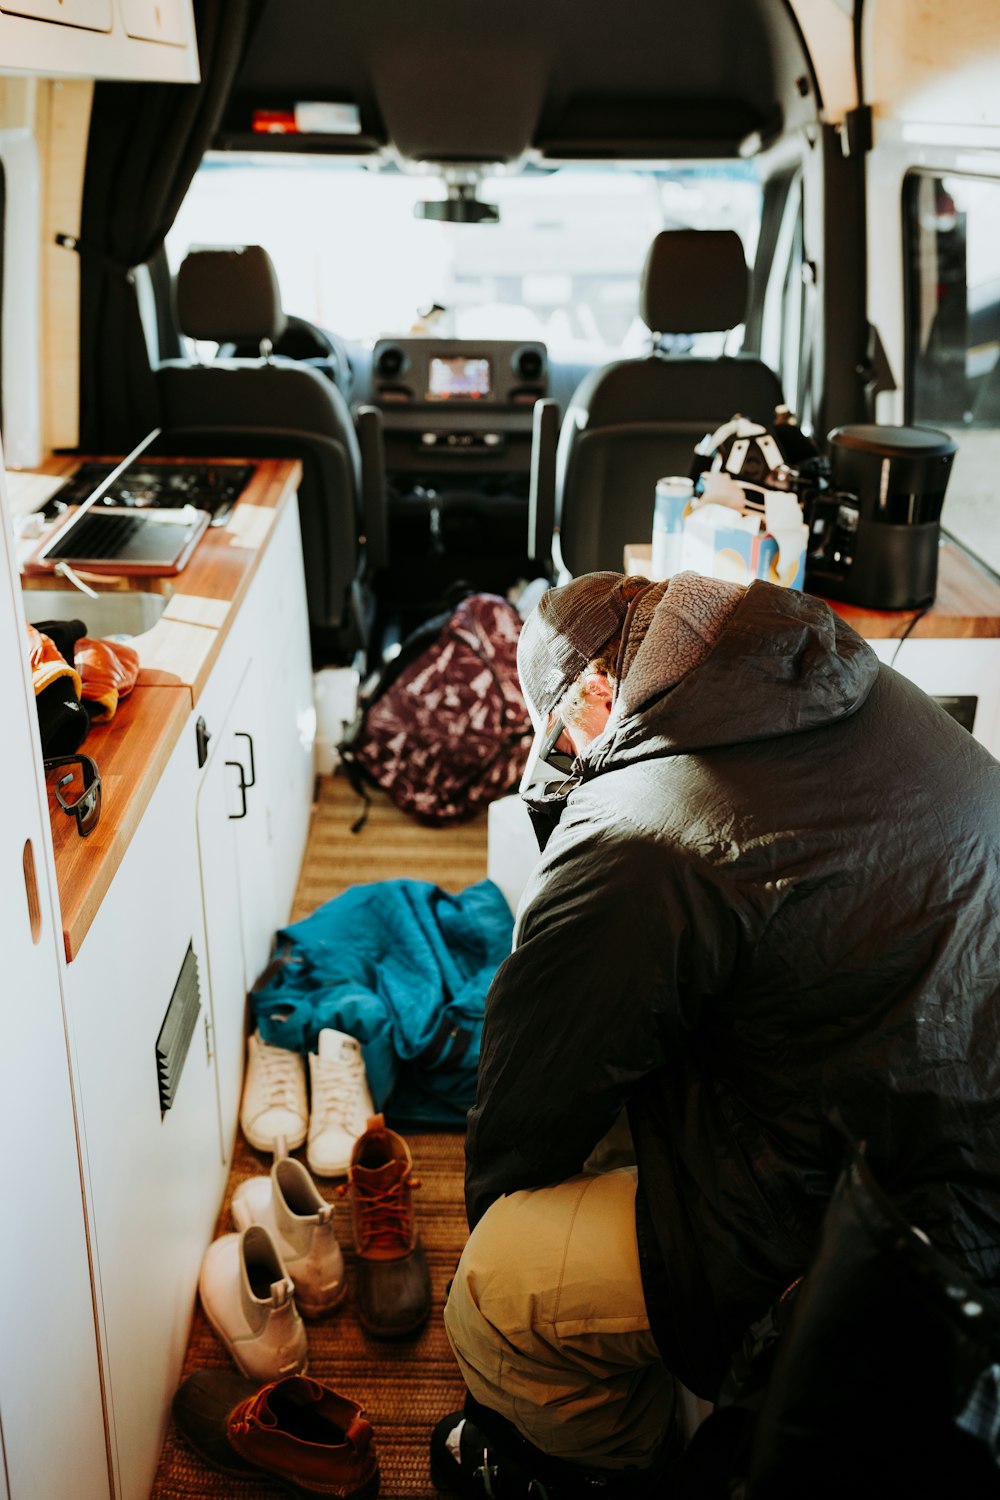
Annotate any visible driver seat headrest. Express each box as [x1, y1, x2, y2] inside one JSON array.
[[639, 228, 749, 336], [175, 245, 288, 345]]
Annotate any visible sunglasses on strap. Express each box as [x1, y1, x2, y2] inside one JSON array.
[[44, 753, 103, 838], [539, 716, 576, 777]]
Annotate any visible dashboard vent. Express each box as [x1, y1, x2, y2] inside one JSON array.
[[512, 344, 545, 382], [375, 343, 407, 380], [155, 944, 202, 1116]]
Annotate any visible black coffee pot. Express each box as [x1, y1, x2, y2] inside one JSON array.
[[805, 424, 957, 610]]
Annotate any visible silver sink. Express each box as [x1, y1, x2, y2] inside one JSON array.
[[22, 589, 169, 639]]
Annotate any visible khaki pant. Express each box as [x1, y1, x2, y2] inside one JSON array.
[[443, 1167, 675, 1469]]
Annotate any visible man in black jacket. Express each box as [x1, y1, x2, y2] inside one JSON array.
[[433, 569, 1000, 1498]]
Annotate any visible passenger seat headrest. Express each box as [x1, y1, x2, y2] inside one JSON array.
[[175, 245, 288, 345], [640, 228, 749, 336]]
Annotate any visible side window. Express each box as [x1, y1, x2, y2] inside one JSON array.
[[904, 172, 1000, 574]]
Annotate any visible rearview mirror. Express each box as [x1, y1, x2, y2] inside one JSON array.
[[415, 188, 499, 224]]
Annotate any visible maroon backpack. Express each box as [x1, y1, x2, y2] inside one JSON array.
[[341, 594, 534, 825]]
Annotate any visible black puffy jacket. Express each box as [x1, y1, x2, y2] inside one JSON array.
[[465, 581, 1000, 1398]]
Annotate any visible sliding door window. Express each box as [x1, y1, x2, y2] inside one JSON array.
[[905, 172, 1000, 574]]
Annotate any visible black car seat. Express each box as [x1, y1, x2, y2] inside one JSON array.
[[219, 311, 354, 402], [156, 245, 385, 665], [531, 228, 784, 577]]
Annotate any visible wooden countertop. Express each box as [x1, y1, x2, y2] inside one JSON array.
[[45, 686, 191, 959], [623, 540, 1000, 638], [23, 457, 302, 960]]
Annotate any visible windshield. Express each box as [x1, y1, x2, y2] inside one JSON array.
[[166, 156, 761, 362]]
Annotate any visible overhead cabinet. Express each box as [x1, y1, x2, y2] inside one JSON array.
[[0, 0, 112, 32], [0, 0, 198, 80], [120, 0, 189, 45]]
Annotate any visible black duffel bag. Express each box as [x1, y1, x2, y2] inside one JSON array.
[[675, 1149, 1000, 1499]]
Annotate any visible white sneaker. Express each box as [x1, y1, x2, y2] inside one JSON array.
[[198, 1224, 308, 1382], [231, 1157, 347, 1318], [240, 1031, 308, 1152], [307, 1029, 375, 1178]]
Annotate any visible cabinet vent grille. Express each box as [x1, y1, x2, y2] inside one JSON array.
[[155, 944, 201, 1116]]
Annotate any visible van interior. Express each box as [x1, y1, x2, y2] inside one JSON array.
[[1, 1, 999, 1497]]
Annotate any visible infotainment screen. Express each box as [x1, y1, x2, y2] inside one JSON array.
[[427, 355, 492, 400]]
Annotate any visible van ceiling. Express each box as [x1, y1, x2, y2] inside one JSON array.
[[219, 0, 817, 165]]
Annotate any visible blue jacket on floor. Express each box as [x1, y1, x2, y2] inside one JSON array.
[[250, 877, 514, 1126]]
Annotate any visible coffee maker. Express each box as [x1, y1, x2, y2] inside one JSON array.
[[805, 424, 957, 609]]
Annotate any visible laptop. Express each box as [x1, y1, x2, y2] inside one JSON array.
[[24, 429, 212, 577]]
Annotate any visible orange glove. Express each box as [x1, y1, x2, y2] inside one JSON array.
[[27, 623, 82, 700], [27, 622, 90, 755], [75, 637, 140, 721]]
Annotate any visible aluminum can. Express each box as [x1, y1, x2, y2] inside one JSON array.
[[652, 476, 695, 579]]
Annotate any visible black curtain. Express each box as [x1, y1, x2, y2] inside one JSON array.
[[77, 0, 263, 451]]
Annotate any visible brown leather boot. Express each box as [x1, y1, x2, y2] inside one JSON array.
[[346, 1113, 432, 1339], [172, 1368, 380, 1498]]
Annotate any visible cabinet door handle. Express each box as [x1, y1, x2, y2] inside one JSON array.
[[226, 761, 248, 819], [234, 731, 256, 787], [195, 716, 212, 769]]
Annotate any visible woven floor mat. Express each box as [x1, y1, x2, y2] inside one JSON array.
[[151, 774, 488, 1497], [150, 1128, 469, 1498]]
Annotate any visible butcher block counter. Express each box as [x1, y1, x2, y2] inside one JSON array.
[[623, 539, 1000, 637], [19, 457, 302, 959]]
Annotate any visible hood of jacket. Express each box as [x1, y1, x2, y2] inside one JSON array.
[[591, 579, 878, 769], [521, 580, 878, 845]]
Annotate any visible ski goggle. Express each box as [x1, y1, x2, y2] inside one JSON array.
[[44, 753, 102, 838], [519, 713, 576, 797]]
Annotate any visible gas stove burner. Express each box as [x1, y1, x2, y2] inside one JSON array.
[[44, 461, 257, 526]]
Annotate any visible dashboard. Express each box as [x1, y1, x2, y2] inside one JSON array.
[[335, 334, 598, 600], [372, 337, 546, 405], [368, 337, 548, 468]]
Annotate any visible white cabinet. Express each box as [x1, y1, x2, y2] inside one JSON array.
[[0, 0, 112, 32], [58, 497, 313, 1497], [487, 794, 540, 920], [868, 636, 1000, 760], [120, 0, 190, 45], [195, 498, 315, 1165], [63, 718, 224, 1500], [0, 476, 109, 1500], [196, 650, 274, 1166], [195, 686, 250, 1165], [0, 475, 314, 1500], [233, 650, 283, 994], [254, 499, 316, 925]]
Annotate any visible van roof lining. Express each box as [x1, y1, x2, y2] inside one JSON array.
[[218, 0, 812, 163]]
